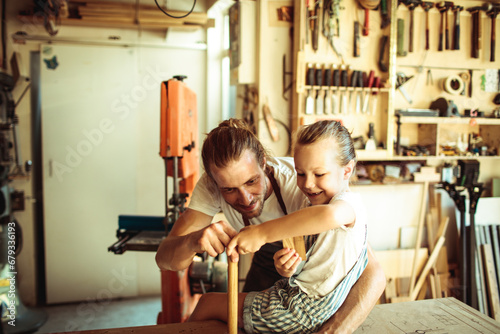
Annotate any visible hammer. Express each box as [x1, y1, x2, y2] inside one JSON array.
[[421, 2, 434, 50], [452, 5, 463, 50], [436, 2, 449, 51], [487, 4, 500, 62], [444, 1, 453, 50], [467, 3, 493, 58], [405, 0, 422, 53]]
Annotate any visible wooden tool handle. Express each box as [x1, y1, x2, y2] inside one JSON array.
[[491, 17, 496, 62], [363, 8, 369, 36], [228, 260, 238, 334]]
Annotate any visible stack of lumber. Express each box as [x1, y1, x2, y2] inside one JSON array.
[[376, 182, 451, 304], [474, 223, 500, 321], [19, 0, 214, 31]]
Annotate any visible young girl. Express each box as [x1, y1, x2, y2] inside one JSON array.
[[188, 120, 368, 334]]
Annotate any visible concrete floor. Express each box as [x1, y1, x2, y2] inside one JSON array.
[[34, 296, 161, 333]]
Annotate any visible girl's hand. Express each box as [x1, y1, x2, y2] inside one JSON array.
[[274, 248, 302, 277], [226, 225, 266, 262]]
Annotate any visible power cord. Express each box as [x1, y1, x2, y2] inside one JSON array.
[[154, 0, 197, 19]]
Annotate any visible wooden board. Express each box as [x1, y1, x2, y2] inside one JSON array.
[[354, 298, 500, 333], [59, 298, 500, 334], [61, 320, 227, 333], [282, 236, 306, 259], [482, 244, 500, 321]]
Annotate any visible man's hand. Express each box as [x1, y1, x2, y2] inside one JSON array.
[[226, 225, 266, 262], [274, 248, 302, 277], [190, 220, 238, 257], [156, 210, 238, 272]]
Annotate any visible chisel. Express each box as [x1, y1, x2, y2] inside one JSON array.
[[305, 63, 315, 115], [371, 77, 381, 115], [362, 70, 375, 113], [348, 70, 358, 113], [340, 65, 348, 114], [354, 21, 361, 57], [315, 64, 324, 115], [356, 71, 364, 114], [324, 65, 332, 114], [332, 65, 340, 114]]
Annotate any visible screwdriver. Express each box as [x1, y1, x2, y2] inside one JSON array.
[[324, 65, 332, 114], [340, 65, 348, 114], [332, 65, 340, 114], [362, 70, 375, 113], [305, 63, 315, 115], [356, 71, 364, 114], [315, 64, 324, 115], [348, 70, 359, 114], [371, 77, 381, 115]]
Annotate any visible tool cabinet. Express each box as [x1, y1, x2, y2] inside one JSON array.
[[291, 0, 500, 162]]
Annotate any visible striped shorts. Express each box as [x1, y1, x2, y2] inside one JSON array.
[[242, 247, 368, 334]]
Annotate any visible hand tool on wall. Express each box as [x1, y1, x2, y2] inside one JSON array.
[[315, 64, 324, 115], [467, 3, 493, 58], [354, 21, 361, 57], [406, 0, 422, 53], [371, 76, 381, 115], [436, 2, 447, 51], [324, 0, 344, 61], [380, 0, 390, 28], [452, 5, 463, 50], [362, 70, 375, 113], [340, 65, 348, 114], [396, 72, 414, 104], [487, 5, 500, 62], [263, 103, 280, 141], [356, 71, 365, 114], [312, 0, 321, 51], [421, 2, 434, 50], [332, 64, 340, 114], [349, 70, 359, 113], [378, 35, 389, 72], [358, 0, 380, 36], [444, 2, 453, 50], [467, 6, 480, 58], [324, 65, 332, 114], [305, 63, 315, 115], [397, 18, 407, 56]]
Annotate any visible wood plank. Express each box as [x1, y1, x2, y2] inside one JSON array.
[[410, 236, 445, 301], [476, 225, 487, 315], [409, 181, 429, 295], [282, 236, 306, 259], [228, 261, 238, 334], [353, 298, 500, 333], [481, 244, 500, 321], [374, 248, 428, 279], [492, 225, 500, 290], [61, 320, 227, 333]]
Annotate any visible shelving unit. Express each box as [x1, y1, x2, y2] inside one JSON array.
[[291, 0, 500, 163], [396, 115, 500, 159]]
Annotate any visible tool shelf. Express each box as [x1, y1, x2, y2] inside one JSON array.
[[395, 116, 500, 159]]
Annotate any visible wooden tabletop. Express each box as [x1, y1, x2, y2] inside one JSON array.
[[60, 298, 500, 334]]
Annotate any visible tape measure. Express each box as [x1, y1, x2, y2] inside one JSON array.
[[442, 75, 465, 95]]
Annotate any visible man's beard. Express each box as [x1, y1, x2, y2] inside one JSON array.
[[231, 181, 268, 220]]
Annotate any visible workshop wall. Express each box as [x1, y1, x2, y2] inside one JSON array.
[[4, 0, 212, 306]]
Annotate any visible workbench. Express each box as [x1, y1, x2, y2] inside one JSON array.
[[59, 297, 500, 334]]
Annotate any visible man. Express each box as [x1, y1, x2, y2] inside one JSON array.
[[156, 119, 386, 333]]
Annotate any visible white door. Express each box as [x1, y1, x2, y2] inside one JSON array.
[[41, 42, 207, 304], [41, 44, 141, 304]]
